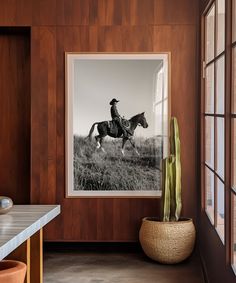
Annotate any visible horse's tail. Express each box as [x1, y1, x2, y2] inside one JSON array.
[[88, 122, 98, 140]]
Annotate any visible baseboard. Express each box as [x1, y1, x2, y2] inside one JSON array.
[[44, 242, 143, 253]]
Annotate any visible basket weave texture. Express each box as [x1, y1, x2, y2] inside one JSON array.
[[139, 217, 196, 264]]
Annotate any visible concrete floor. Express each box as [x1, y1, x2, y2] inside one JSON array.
[[44, 251, 205, 283]]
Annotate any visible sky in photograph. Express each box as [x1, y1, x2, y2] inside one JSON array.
[[73, 59, 163, 138]]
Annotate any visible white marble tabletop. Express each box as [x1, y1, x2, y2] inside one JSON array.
[[0, 205, 60, 260]]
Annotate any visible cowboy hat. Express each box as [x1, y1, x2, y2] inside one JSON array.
[[109, 98, 119, 105]]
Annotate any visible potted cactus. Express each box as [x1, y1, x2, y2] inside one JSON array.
[[139, 117, 196, 264]]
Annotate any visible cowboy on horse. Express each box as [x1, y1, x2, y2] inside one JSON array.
[[109, 98, 131, 138], [88, 101, 148, 155]]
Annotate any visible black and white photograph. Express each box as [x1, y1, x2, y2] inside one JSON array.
[[66, 53, 170, 197]]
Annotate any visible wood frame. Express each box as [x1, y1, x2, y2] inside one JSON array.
[[230, 0, 236, 272], [7, 229, 43, 283], [201, 0, 236, 274], [202, 0, 226, 237], [65, 52, 171, 198]]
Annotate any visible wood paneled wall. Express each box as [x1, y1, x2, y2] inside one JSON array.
[[0, 0, 199, 241], [0, 29, 30, 204]]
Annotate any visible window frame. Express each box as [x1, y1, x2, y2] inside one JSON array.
[[201, 0, 236, 274], [202, 0, 226, 244], [231, 0, 236, 272], [153, 64, 169, 160]]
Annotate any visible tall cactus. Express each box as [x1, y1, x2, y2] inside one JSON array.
[[161, 117, 182, 222]]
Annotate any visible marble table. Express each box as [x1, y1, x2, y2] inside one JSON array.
[[0, 205, 60, 283]]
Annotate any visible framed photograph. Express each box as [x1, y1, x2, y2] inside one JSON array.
[[66, 53, 170, 197]]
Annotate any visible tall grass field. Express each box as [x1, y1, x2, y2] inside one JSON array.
[[74, 135, 162, 191]]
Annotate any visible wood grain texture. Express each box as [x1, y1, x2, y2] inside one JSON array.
[[0, 0, 32, 26], [32, 0, 57, 26], [7, 239, 31, 283], [154, 0, 197, 25], [0, 0, 199, 241], [31, 27, 57, 206], [0, 31, 30, 204], [57, 0, 90, 25], [30, 229, 43, 283]]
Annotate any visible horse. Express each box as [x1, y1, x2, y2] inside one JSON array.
[[88, 112, 148, 156]]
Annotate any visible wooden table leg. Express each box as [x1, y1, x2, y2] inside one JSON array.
[[6, 228, 43, 283], [7, 238, 31, 283], [30, 228, 43, 283]]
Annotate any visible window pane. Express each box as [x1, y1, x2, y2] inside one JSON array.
[[233, 0, 236, 43], [155, 68, 164, 103], [154, 103, 162, 136], [206, 5, 215, 63], [233, 48, 236, 114], [233, 119, 236, 189], [216, 56, 225, 114], [216, 0, 225, 54], [205, 64, 214, 113], [232, 193, 236, 269], [163, 99, 168, 137], [205, 116, 214, 168], [216, 118, 224, 179], [205, 167, 215, 224], [216, 178, 224, 243]]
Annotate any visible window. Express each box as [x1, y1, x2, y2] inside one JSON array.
[[203, 0, 225, 243], [206, 5, 215, 63], [233, 0, 236, 43], [216, 0, 225, 55], [203, 0, 236, 274], [153, 63, 169, 159], [205, 64, 214, 113], [205, 167, 215, 223]]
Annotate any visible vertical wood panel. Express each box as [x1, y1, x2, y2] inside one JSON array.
[[97, 26, 123, 51], [30, 229, 43, 283], [97, 199, 114, 240], [154, 0, 197, 25], [97, 0, 130, 25], [0, 0, 17, 26], [113, 199, 132, 240], [32, 0, 57, 26], [130, 0, 154, 25], [93, 26, 154, 52], [31, 27, 57, 206], [57, 0, 90, 25], [0, 31, 30, 204], [122, 26, 153, 52], [0, 0, 32, 26], [15, 0, 33, 25]]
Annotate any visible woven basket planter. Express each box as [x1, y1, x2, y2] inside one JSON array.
[[139, 217, 196, 264]]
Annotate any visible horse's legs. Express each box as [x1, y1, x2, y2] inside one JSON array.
[[100, 137, 106, 153], [95, 135, 101, 149], [95, 135, 106, 152], [121, 138, 128, 156], [129, 138, 140, 156]]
